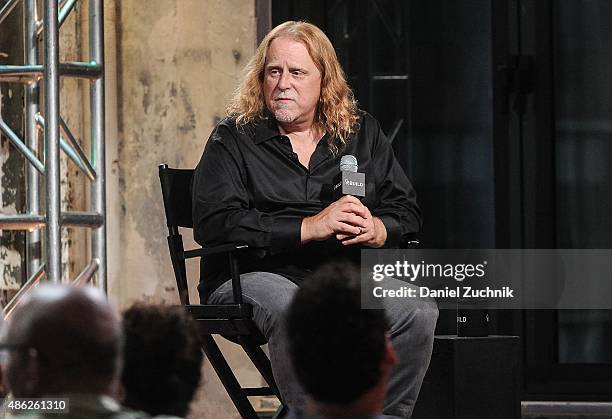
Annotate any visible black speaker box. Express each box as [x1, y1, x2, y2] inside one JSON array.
[[412, 335, 521, 419]]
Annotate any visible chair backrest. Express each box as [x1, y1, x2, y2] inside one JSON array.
[[159, 164, 195, 230], [158, 164, 194, 304]]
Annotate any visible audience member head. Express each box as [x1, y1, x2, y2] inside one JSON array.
[[286, 262, 397, 418], [2, 284, 122, 398], [121, 304, 203, 417]]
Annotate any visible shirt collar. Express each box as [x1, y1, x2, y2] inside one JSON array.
[[250, 118, 335, 169], [253, 118, 282, 144], [252, 118, 334, 151]]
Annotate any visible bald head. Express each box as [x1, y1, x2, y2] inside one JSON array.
[[3, 284, 121, 397]]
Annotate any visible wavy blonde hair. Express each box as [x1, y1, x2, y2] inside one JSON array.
[[226, 21, 359, 154]]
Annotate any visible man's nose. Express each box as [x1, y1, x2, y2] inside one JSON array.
[[277, 71, 291, 90]]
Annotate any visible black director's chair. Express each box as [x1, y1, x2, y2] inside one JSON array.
[[158, 163, 285, 419]]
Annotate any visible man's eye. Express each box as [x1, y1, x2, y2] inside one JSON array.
[[269, 69, 280, 76]]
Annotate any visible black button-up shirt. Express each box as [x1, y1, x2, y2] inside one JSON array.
[[192, 111, 422, 301]]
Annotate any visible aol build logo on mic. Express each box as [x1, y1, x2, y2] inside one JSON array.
[[344, 179, 364, 187], [333, 178, 364, 190]]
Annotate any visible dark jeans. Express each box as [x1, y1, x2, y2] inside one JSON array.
[[208, 272, 438, 418]]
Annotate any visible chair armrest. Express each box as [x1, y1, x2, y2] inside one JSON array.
[[186, 303, 253, 319], [184, 243, 248, 259], [183, 243, 248, 305]]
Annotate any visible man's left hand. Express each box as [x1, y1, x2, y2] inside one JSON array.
[[336, 206, 387, 248]]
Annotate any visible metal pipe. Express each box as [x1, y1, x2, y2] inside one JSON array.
[[44, 0, 61, 282], [0, 120, 45, 174], [34, 0, 79, 37], [60, 135, 92, 180], [0, 214, 45, 230], [0, 0, 20, 26], [34, 111, 44, 126], [60, 116, 96, 180], [3, 264, 46, 320], [0, 212, 103, 230], [59, 61, 102, 78], [61, 211, 103, 227], [72, 258, 100, 286], [25, 0, 42, 286], [37, 113, 96, 180], [0, 64, 43, 74], [0, 62, 102, 81], [90, 0, 106, 292], [0, 65, 43, 83], [58, 0, 78, 28]]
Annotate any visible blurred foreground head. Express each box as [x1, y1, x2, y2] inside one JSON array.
[[3, 284, 121, 398], [121, 304, 203, 417], [286, 262, 397, 417]]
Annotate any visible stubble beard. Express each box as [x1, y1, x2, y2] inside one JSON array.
[[273, 110, 296, 123], [269, 100, 297, 123]]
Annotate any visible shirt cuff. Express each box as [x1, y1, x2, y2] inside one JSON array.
[[378, 215, 402, 248], [270, 216, 303, 253]]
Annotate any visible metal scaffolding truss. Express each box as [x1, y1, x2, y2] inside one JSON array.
[[0, 0, 106, 311]]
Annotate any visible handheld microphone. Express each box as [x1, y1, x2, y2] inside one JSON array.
[[333, 155, 365, 200]]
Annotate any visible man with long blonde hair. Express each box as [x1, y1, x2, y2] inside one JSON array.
[[193, 21, 437, 418]]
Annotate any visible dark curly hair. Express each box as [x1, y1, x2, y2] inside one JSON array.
[[121, 304, 203, 417], [286, 262, 389, 404]]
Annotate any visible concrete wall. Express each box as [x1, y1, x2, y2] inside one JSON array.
[[110, 1, 258, 417], [110, 0, 255, 305]]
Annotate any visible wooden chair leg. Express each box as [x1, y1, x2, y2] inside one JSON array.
[[202, 335, 259, 419]]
